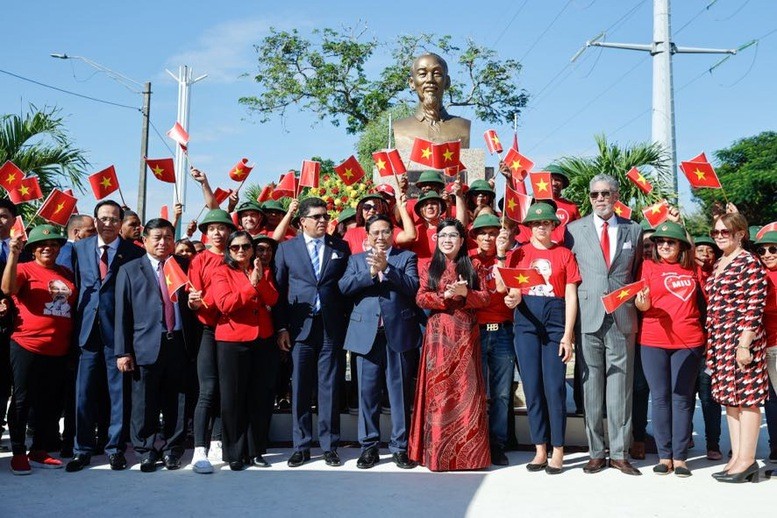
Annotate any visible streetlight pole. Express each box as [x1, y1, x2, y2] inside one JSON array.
[[51, 53, 152, 220]]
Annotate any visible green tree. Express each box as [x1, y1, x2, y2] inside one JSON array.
[[240, 27, 528, 134], [692, 131, 777, 226], [554, 134, 672, 219], [355, 103, 414, 169]]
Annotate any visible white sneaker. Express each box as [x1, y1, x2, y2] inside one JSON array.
[[208, 441, 223, 464], [190, 447, 213, 474]]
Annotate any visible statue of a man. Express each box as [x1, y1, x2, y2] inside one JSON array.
[[392, 53, 471, 150]]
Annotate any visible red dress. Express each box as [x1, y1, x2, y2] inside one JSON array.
[[409, 260, 491, 471], [705, 251, 769, 406]]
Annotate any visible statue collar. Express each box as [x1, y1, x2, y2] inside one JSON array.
[[414, 105, 453, 123]]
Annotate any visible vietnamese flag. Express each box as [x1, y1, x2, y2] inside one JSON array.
[[690, 152, 708, 163], [166, 122, 189, 152], [680, 160, 722, 189], [9, 215, 27, 240], [0, 161, 24, 192], [613, 200, 633, 219], [334, 155, 365, 186], [63, 189, 79, 214], [213, 187, 232, 206], [530, 172, 552, 200], [602, 279, 646, 314], [146, 158, 176, 184], [372, 151, 393, 177], [88, 165, 120, 200], [274, 171, 297, 199], [37, 189, 78, 227], [432, 141, 460, 169], [300, 160, 320, 188], [8, 176, 43, 204], [228, 158, 253, 182], [443, 164, 462, 177], [504, 184, 532, 223], [642, 199, 670, 227], [160, 205, 169, 221], [409, 137, 435, 167], [503, 147, 533, 182], [484, 129, 503, 154], [626, 167, 653, 195], [257, 184, 274, 203], [163, 257, 189, 302], [498, 267, 545, 290], [756, 222, 777, 241], [386, 149, 406, 175]]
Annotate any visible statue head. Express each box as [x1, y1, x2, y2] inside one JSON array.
[[409, 53, 451, 112]]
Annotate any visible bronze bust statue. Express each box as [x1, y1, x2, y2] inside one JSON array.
[[392, 53, 471, 150]]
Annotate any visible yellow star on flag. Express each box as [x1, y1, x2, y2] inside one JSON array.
[[637, 174, 647, 184], [53, 202, 66, 214], [165, 274, 172, 287], [442, 148, 454, 162], [100, 176, 112, 189], [421, 147, 432, 160], [18, 185, 30, 196], [507, 198, 517, 211], [491, 135, 500, 145], [516, 274, 529, 284], [152, 166, 165, 177], [616, 289, 631, 300], [5, 173, 16, 184], [343, 168, 353, 179], [510, 159, 522, 172], [693, 169, 706, 180], [651, 204, 662, 214], [614, 206, 623, 216], [232, 166, 244, 178], [535, 179, 549, 192], [375, 158, 387, 171]]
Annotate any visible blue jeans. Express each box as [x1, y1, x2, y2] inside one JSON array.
[[480, 325, 516, 449], [695, 361, 721, 450]]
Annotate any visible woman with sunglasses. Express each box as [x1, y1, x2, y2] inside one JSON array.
[[342, 193, 415, 254], [706, 213, 768, 483], [632, 221, 704, 477], [754, 230, 777, 436], [408, 218, 491, 471], [210, 231, 278, 470]]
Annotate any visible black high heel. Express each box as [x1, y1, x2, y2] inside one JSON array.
[[711, 469, 729, 479], [716, 462, 759, 483]]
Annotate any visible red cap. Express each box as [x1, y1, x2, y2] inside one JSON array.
[[376, 183, 395, 196], [445, 182, 469, 194]]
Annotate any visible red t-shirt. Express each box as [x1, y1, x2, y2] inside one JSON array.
[[189, 249, 224, 327], [472, 254, 513, 324], [404, 223, 438, 269], [764, 269, 777, 348], [637, 259, 705, 349], [506, 243, 581, 297], [342, 226, 402, 254], [552, 197, 580, 244], [11, 262, 76, 356]]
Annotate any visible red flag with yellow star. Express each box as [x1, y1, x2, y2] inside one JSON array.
[[10, 216, 27, 240], [334, 155, 365, 186], [432, 141, 460, 169], [409, 138, 435, 167], [503, 147, 533, 183], [0, 161, 24, 192], [613, 200, 633, 219], [163, 257, 189, 302], [63, 189, 79, 215], [37, 189, 78, 227], [680, 160, 721, 189], [529, 171, 552, 200], [213, 187, 232, 206], [372, 151, 393, 177], [602, 279, 646, 314], [387, 149, 406, 175], [484, 129, 503, 154], [8, 176, 43, 204], [145, 158, 176, 184], [497, 267, 545, 290], [88, 165, 120, 200], [300, 160, 320, 188], [504, 184, 532, 223], [257, 184, 274, 203], [274, 172, 298, 199], [228, 158, 253, 182], [626, 167, 653, 194], [642, 199, 670, 227]]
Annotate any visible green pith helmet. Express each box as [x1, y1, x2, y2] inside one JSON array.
[[522, 202, 560, 225], [337, 206, 357, 223], [467, 179, 495, 197], [755, 231, 777, 246], [469, 213, 502, 235], [198, 209, 237, 234], [235, 200, 264, 216], [545, 164, 569, 188], [692, 235, 717, 247], [640, 219, 655, 232], [749, 225, 762, 242], [358, 193, 385, 205], [24, 224, 66, 251], [261, 200, 286, 214], [650, 221, 690, 245], [416, 170, 445, 187], [414, 191, 447, 218], [252, 233, 278, 249]]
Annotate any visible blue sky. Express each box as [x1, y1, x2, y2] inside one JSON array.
[[1, 0, 775, 223]]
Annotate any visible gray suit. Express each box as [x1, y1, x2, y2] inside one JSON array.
[[566, 214, 642, 460]]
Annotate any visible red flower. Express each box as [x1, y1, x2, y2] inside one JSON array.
[[340, 195, 348, 203], [322, 174, 330, 183], [331, 187, 340, 195], [326, 197, 334, 204]]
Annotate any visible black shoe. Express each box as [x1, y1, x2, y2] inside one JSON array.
[[674, 466, 692, 478], [252, 455, 271, 468], [287, 450, 310, 468], [108, 452, 127, 471], [717, 462, 760, 484], [711, 469, 729, 479], [490, 447, 509, 466], [60, 446, 74, 459], [140, 457, 157, 473], [392, 452, 417, 469], [323, 450, 341, 467], [356, 447, 380, 469], [163, 454, 181, 470], [229, 460, 246, 471], [653, 463, 673, 475], [65, 454, 91, 472], [545, 464, 563, 475], [526, 461, 548, 472]]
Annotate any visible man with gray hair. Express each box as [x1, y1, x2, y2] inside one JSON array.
[[565, 173, 643, 475]]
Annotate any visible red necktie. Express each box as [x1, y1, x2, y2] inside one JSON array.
[[99, 245, 110, 280], [601, 221, 611, 268], [158, 260, 175, 333]]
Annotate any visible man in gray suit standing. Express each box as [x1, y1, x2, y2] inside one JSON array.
[[566, 173, 643, 476]]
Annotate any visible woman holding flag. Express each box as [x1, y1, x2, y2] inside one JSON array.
[[501, 202, 580, 474]]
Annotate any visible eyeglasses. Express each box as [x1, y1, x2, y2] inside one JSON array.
[[710, 229, 732, 238], [654, 238, 679, 246], [303, 213, 331, 221], [368, 229, 392, 237], [362, 204, 377, 211], [589, 191, 612, 199], [97, 217, 121, 224], [438, 232, 461, 240], [757, 245, 777, 256], [229, 243, 253, 252]]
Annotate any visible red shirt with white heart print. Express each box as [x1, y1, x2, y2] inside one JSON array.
[[637, 259, 706, 349]]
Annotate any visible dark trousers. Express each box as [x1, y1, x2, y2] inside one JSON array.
[[632, 343, 650, 442], [130, 332, 187, 460], [356, 331, 414, 453], [694, 361, 721, 450], [764, 383, 777, 450], [291, 316, 343, 452], [75, 330, 128, 456], [8, 341, 65, 455], [217, 338, 278, 462], [641, 345, 702, 461], [0, 332, 10, 431], [193, 326, 221, 447], [514, 296, 567, 447], [480, 325, 516, 449]]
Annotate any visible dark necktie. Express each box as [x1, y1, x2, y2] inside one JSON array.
[[601, 221, 611, 269], [158, 260, 175, 332], [99, 245, 110, 280]]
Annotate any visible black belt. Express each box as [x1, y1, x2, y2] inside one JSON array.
[[479, 321, 512, 332], [162, 330, 182, 341]]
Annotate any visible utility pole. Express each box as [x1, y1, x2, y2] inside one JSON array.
[[579, 0, 736, 195], [138, 82, 151, 222]]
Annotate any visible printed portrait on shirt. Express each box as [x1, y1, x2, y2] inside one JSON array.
[[528, 258, 555, 297], [44, 279, 72, 317]]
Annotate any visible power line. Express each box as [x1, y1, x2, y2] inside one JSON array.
[[519, 0, 575, 62], [0, 68, 140, 111], [491, 0, 530, 47], [148, 119, 177, 157]]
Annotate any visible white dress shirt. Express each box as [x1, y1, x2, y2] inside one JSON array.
[[593, 213, 618, 265]]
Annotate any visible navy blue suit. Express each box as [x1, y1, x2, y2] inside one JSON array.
[[339, 248, 421, 452], [56, 241, 74, 269], [71, 236, 144, 456], [273, 233, 350, 452]]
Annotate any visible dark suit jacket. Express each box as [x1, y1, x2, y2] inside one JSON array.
[[72, 236, 145, 348], [339, 248, 422, 354], [273, 233, 351, 343], [56, 241, 74, 269], [114, 254, 196, 365]]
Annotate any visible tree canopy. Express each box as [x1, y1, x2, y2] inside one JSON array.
[[240, 27, 528, 134]]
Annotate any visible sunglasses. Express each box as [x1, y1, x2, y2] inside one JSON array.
[[589, 191, 612, 199], [362, 203, 377, 211], [654, 238, 679, 246], [757, 246, 777, 256], [304, 213, 331, 221], [710, 229, 732, 238], [229, 243, 253, 252]]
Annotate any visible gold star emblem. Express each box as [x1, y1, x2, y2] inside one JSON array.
[[535, 208, 542, 215], [510, 159, 522, 172], [165, 274, 172, 287], [152, 165, 165, 177], [616, 289, 631, 300], [516, 274, 529, 284], [637, 174, 647, 184], [375, 158, 386, 170], [53, 202, 66, 214], [491, 135, 500, 146], [232, 166, 244, 178], [693, 169, 706, 180], [421, 147, 432, 160], [18, 185, 30, 196], [651, 204, 662, 214], [42, 229, 50, 235], [507, 198, 517, 211], [100, 176, 112, 189], [614, 206, 623, 216], [535, 178, 549, 192], [343, 168, 354, 179], [442, 148, 454, 162], [5, 173, 16, 184], [660, 225, 668, 231]]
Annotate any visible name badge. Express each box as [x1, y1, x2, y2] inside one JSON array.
[[622, 241, 632, 250]]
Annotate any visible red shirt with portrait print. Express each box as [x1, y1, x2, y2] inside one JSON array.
[[505, 243, 581, 298]]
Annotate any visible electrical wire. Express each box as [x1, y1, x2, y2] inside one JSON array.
[[491, 0, 530, 47], [519, 0, 575, 62]]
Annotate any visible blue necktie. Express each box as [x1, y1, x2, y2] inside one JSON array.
[[309, 239, 321, 313], [0, 241, 7, 263]]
